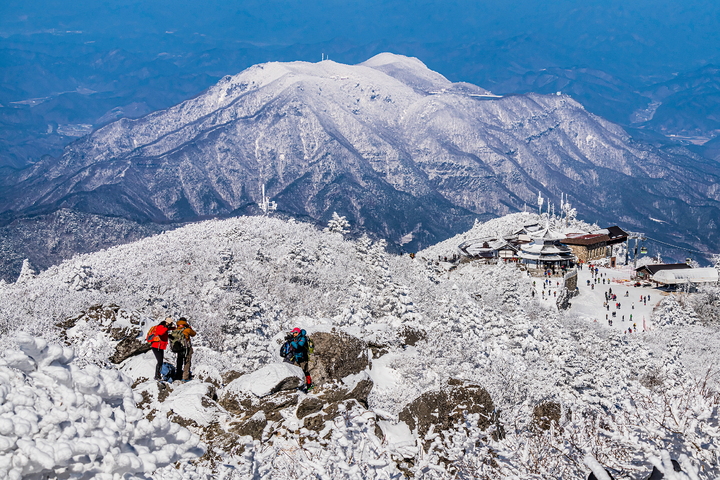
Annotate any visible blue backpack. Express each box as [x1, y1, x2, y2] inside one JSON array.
[[160, 362, 175, 382], [280, 341, 293, 360]]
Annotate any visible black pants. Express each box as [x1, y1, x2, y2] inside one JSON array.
[[152, 347, 164, 379]]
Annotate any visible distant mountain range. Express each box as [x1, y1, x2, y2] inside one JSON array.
[[2, 53, 720, 279], [6, 29, 720, 171]]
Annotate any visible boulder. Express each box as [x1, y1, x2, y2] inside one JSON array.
[[315, 373, 374, 408], [218, 363, 303, 424], [398, 326, 427, 347], [224, 363, 305, 398], [297, 397, 324, 419], [302, 399, 362, 433], [399, 383, 494, 438], [220, 386, 300, 421], [231, 411, 268, 440], [309, 331, 370, 387], [110, 337, 151, 364]]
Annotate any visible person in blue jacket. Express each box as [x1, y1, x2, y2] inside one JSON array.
[[289, 327, 313, 391]]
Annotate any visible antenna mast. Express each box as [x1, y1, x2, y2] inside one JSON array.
[[260, 184, 277, 216]]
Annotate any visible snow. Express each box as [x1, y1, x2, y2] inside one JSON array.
[[159, 382, 219, 427], [121, 352, 158, 383], [223, 362, 305, 398], [0, 334, 203, 480], [376, 419, 418, 459], [563, 264, 660, 332], [0, 213, 718, 479]]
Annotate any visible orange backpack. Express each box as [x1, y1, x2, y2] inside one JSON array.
[[145, 325, 161, 343]]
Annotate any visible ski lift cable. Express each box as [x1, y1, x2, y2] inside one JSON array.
[[642, 235, 716, 256]]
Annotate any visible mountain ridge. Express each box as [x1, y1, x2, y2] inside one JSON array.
[[2, 53, 720, 261]]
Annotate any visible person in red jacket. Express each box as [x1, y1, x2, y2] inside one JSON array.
[[149, 318, 175, 380]]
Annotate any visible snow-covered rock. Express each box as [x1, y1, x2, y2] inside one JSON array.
[[223, 362, 305, 398]]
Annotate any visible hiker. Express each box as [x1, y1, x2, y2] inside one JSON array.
[[171, 317, 196, 381], [288, 327, 313, 391], [148, 318, 175, 381]]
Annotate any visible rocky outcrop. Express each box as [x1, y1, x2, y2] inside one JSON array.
[[223, 363, 305, 398], [57, 304, 149, 364], [314, 374, 374, 408], [398, 326, 427, 347], [399, 382, 494, 438], [110, 337, 151, 364], [309, 330, 370, 387], [216, 363, 307, 440], [296, 397, 324, 419]]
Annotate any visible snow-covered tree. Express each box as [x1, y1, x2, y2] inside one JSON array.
[[16, 259, 36, 284], [324, 211, 351, 235]]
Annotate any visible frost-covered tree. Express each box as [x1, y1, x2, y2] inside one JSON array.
[[324, 211, 351, 234], [16, 259, 36, 284], [337, 236, 419, 344], [219, 288, 278, 370], [65, 264, 96, 291]]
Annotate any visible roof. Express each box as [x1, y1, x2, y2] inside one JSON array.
[[529, 227, 566, 242], [652, 268, 719, 284], [459, 237, 519, 257], [635, 263, 692, 275], [518, 252, 574, 261], [522, 243, 572, 255], [606, 226, 628, 239], [561, 234, 610, 246]]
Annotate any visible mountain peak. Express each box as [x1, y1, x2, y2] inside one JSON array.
[[361, 52, 431, 71], [360, 52, 451, 92]]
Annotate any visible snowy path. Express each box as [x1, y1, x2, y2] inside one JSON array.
[[570, 265, 662, 332]]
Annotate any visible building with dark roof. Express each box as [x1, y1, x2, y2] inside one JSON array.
[[635, 263, 691, 280], [458, 237, 520, 263], [561, 226, 628, 263], [562, 233, 610, 262], [605, 226, 628, 245]]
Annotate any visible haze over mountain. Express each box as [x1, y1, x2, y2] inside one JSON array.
[[2, 53, 719, 280]]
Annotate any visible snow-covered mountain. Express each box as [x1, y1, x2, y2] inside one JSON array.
[[2, 52, 720, 265], [0, 213, 718, 479]]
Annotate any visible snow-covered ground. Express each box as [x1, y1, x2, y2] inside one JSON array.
[[0, 212, 718, 479], [532, 264, 663, 333], [571, 265, 660, 332]]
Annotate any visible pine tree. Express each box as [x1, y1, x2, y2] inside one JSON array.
[[324, 211, 351, 234]]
